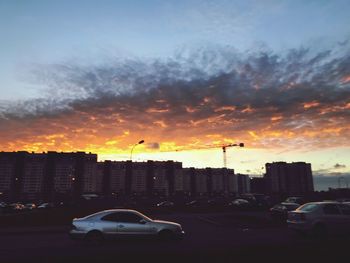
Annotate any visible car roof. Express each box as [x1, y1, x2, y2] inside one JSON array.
[[101, 209, 139, 213], [79, 209, 142, 219], [302, 201, 340, 205], [280, 202, 300, 206]]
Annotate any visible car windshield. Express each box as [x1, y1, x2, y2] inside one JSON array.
[[136, 211, 153, 221], [297, 203, 319, 212], [286, 204, 299, 210]]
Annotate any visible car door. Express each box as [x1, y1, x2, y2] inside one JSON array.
[[337, 204, 350, 234], [100, 212, 120, 238], [321, 204, 343, 234], [116, 212, 152, 236]]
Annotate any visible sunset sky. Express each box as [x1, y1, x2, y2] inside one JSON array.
[[0, 0, 349, 185]]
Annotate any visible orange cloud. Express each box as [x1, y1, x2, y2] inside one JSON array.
[[341, 75, 350, 84], [303, 101, 320, 109], [1, 45, 350, 157]]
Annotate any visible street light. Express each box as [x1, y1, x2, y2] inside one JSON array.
[[130, 140, 145, 161]]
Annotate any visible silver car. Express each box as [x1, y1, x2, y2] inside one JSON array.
[[69, 209, 185, 243], [287, 201, 350, 236]]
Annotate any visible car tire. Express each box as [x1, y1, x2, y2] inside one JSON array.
[[84, 230, 104, 245], [158, 230, 175, 241]]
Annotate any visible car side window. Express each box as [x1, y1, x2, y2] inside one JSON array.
[[101, 212, 120, 222], [117, 212, 142, 223], [338, 204, 350, 215], [323, 204, 341, 215]]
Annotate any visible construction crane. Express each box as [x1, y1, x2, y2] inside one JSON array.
[[221, 143, 244, 168], [163, 142, 244, 168]]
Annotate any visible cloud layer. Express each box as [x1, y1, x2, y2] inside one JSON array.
[[1, 43, 350, 154]]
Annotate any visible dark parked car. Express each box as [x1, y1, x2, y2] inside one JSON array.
[[270, 202, 300, 222], [284, 197, 305, 205], [185, 199, 208, 209], [24, 203, 37, 210], [207, 197, 228, 207], [228, 199, 253, 210], [37, 202, 54, 209], [156, 201, 174, 208], [239, 194, 272, 209]]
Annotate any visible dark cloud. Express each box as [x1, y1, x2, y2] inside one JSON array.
[[146, 142, 160, 150], [334, 163, 346, 169], [0, 43, 350, 151]]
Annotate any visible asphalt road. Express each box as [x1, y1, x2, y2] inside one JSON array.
[[1, 212, 349, 263]]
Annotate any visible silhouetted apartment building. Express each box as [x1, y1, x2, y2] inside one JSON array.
[[131, 162, 148, 194], [152, 162, 169, 196], [195, 169, 208, 195], [178, 167, 238, 197], [182, 168, 195, 195], [1, 151, 254, 201], [236, 174, 251, 194], [265, 162, 314, 197], [210, 168, 226, 194], [0, 152, 17, 198], [22, 153, 46, 200], [0, 152, 47, 200], [250, 177, 267, 194], [99, 161, 128, 195], [81, 154, 99, 194], [98, 160, 182, 197], [174, 167, 184, 193], [0, 151, 98, 201], [227, 169, 238, 194], [45, 152, 98, 199]]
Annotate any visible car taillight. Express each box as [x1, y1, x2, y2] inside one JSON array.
[[299, 213, 306, 221]]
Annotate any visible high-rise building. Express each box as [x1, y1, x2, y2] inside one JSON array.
[[182, 168, 195, 195], [108, 161, 127, 194], [50, 153, 75, 196], [265, 162, 314, 196], [174, 168, 184, 193], [237, 174, 251, 194], [2, 151, 292, 201], [0, 151, 98, 201], [250, 177, 266, 194], [131, 162, 148, 194], [0, 152, 17, 199], [227, 169, 238, 195], [195, 169, 208, 195], [210, 168, 225, 194], [22, 153, 46, 200]]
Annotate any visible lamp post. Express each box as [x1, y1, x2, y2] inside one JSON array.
[[130, 140, 145, 161]]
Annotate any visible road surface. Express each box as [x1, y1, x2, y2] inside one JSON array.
[[0, 212, 348, 263]]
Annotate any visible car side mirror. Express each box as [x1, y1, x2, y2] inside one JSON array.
[[139, 219, 147, 224]]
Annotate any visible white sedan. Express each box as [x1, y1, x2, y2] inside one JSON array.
[[287, 201, 350, 237], [69, 209, 185, 243]]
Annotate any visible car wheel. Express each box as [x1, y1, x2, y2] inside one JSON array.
[[312, 224, 327, 238], [158, 230, 175, 241], [85, 231, 104, 245]]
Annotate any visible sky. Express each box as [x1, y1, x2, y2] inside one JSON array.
[[0, 0, 350, 189]]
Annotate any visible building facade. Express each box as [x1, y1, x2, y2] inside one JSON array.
[[0, 151, 98, 201], [1, 151, 319, 202], [265, 162, 314, 197]]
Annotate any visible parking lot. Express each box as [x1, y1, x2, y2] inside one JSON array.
[[1, 210, 349, 263]]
